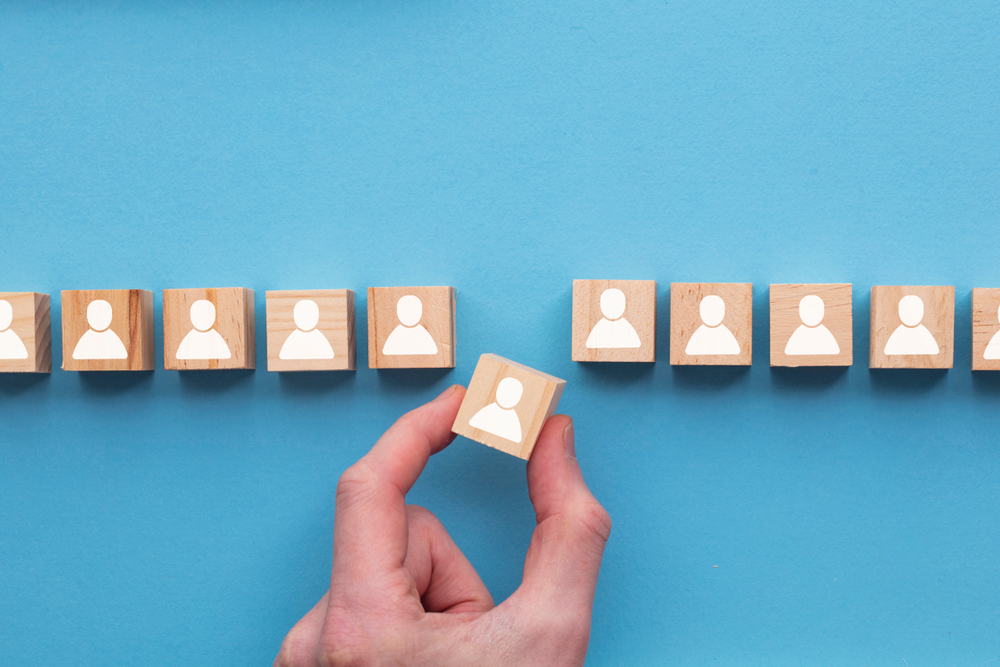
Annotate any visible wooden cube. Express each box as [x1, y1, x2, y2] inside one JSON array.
[[266, 289, 356, 372], [0, 292, 51, 373], [670, 283, 753, 366], [163, 288, 255, 370], [452, 354, 566, 460], [61, 290, 155, 371], [770, 284, 853, 367], [971, 288, 1000, 371], [869, 286, 954, 369], [367, 286, 455, 369], [571, 279, 656, 362]]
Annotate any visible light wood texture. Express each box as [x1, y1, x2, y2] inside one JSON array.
[[571, 279, 656, 362], [869, 285, 954, 369], [452, 353, 566, 460], [669, 283, 753, 366], [0, 292, 51, 373], [266, 289, 356, 372], [769, 284, 853, 367], [971, 288, 1000, 371], [61, 290, 154, 371], [367, 286, 455, 369], [163, 288, 255, 370]]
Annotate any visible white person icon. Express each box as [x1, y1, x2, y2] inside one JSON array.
[[685, 295, 740, 355], [279, 299, 334, 360], [586, 288, 641, 349], [468, 377, 523, 444], [784, 295, 840, 355], [382, 295, 437, 355], [884, 295, 939, 356], [0, 299, 28, 360], [73, 299, 128, 360], [176, 300, 232, 360]]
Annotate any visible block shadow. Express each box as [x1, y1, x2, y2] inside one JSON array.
[[770, 366, 849, 392], [577, 361, 655, 386], [868, 368, 948, 394], [0, 373, 50, 397], [670, 365, 750, 390], [278, 370, 356, 396], [178, 369, 255, 395], [78, 370, 154, 395], [376, 367, 455, 394], [971, 371, 1000, 396]]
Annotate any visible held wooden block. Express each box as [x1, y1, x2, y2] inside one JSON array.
[[0, 292, 51, 373], [571, 279, 656, 362], [769, 284, 853, 367], [670, 283, 753, 366], [163, 288, 255, 370], [61, 290, 155, 371], [869, 286, 954, 369], [452, 353, 566, 460], [367, 286, 455, 369], [971, 288, 1000, 371], [266, 290, 356, 372]]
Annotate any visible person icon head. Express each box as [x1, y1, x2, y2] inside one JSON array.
[[87, 300, 114, 332], [293, 299, 320, 332], [898, 295, 924, 327], [798, 295, 825, 327], [600, 289, 627, 321], [0, 300, 12, 332], [190, 300, 217, 332], [495, 377, 523, 410], [397, 295, 423, 327], [699, 295, 726, 327]]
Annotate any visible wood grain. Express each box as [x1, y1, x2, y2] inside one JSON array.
[[769, 283, 852, 367], [163, 288, 255, 370], [571, 279, 656, 363], [452, 353, 566, 459], [0, 292, 51, 373], [869, 285, 954, 369], [971, 288, 1000, 371], [367, 286, 455, 369], [266, 289, 356, 372], [61, 289, 154, 371], [669, 283, 753, 366]]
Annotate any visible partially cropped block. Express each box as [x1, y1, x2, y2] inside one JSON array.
[[367, 286, 455, 369], [0, 292, 51, 373], [453, 354, 566, 459], [670, 283, 753, 366], [770, 284, 853, 367], [266, 289, 356, 371], [61, 290, 155, 371], [971, 288, 1000, 371], [571, 279, 656, 363], [869, 286, 954, 369], [164, 288, 255, 370]]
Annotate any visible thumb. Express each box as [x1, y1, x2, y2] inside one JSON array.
[[515, 416, 612, 615]]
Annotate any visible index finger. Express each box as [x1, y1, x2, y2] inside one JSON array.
[[331, 385, 465, 601]]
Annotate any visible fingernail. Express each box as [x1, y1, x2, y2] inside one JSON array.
[[563, 421, 576, 460], [432, 384, 459, 403]]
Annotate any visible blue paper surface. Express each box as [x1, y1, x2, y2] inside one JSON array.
[[2, 1, 999, 664]]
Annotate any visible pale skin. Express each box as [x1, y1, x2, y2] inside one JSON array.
[[274, 384, 612, 667]]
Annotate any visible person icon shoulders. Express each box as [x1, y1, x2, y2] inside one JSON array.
[[685, 295, 740, 355], [469, 377, 523, 443], [784, 295, 840, 355], [176, 300, 232, 360], [73, 299, 128, 360], [383, 295, 437, 355], [586, 288, 641, 349], [884, 295, 939, 356], [280, 299, 334, 360], [0, 299, 28, 360]]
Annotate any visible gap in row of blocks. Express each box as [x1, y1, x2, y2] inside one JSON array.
[[3, 282, 1000, 375]]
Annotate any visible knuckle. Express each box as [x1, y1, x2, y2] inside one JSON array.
[[274, 626, 313, 667], [335, 463, 376, 504], [574, 500, 613, 545]]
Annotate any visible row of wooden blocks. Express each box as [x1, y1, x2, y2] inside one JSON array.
[[3, 282, 1000, 375]]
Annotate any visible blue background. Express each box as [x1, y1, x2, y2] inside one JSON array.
[[2, 1, 999, 665]]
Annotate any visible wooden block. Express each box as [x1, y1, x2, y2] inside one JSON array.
[[367, 286, 455, 369], [61, 290, 155, 371], [452, 353, 566, 460], [869, 286, 954, 369], [571, 279, 656, 362], [266, 289, 356, 371], [163, 288, 255, 370], [670, 283, 753, 366], [769, 284, 853, 367], [971, 288, 1000, 371], [0, 292, 51, 373]]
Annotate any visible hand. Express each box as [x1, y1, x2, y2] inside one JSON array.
[[275, 384, 612, 667]]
